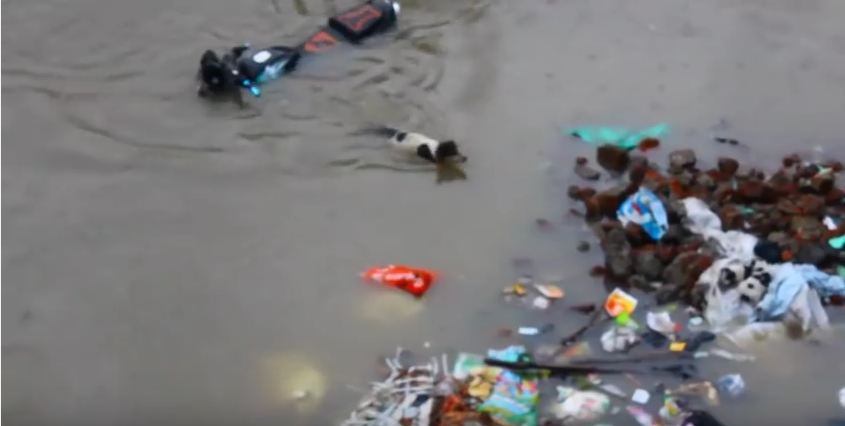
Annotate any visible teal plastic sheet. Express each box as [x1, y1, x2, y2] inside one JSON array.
[[567, 123, 670, 150]]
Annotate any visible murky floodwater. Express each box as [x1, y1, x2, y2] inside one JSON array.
[[4, 0, 845, 424]]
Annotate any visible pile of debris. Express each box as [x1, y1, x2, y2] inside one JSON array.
[[341, 131, 845, 425], [342, 349, 447, 426], [342, 347, 540, 426], [568, 141, 845, 342]]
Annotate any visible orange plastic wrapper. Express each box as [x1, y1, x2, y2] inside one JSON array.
[[604, 288, 638, 317], [361, 265, 437, 298]]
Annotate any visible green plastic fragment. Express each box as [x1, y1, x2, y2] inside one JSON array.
[[615, 311, 631, 326], [830, 235, 845, 249]]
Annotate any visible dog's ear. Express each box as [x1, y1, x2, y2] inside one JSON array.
[[416, 144, 436, 163]]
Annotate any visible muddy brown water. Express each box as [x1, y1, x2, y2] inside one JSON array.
[[4, 0, 845, 425]]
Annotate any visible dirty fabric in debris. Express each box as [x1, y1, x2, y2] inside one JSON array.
[[755, 263, 845, 324], [698, 258, 845, 333]]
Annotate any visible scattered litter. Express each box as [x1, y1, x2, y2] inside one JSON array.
[[341, 349, 441, 426], [452, 352, 483, 380], [626, 405, 656, 426], [631, 388, 651, 404], [672, 382, 720, 406], [715, 374, 746, 398], [568, 123, 670, 150], [346, 139, 845, 425], [479, 346, 539, 426], [646, 311, 679, 337], [823, 216, 838, 231], [488, 345, 527, 362], [669, 342, 687, 352], [361, 265, 436, 298], [518, 324, 554, 336], [552, 386, 611, 422], [601, 325, 640, 353], [531, 296, 550, 310], [659, 397, 682, 422], [605, 288, 639, 317], [615, 311, 633, 326], [451, 347, 541, 425], [535, 284, 565, 299], [830, 234, 845, 249], [618, 187, 669, 240], [599, 383, 628, 398], [503, 281, 529, 296]]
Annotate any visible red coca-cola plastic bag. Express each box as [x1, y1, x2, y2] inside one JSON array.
[[361, 265, 437, 298]]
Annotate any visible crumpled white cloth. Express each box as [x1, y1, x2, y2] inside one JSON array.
[[681, 197, 758, 261], [684, 197, 845, 340], [699, 259, 842, 333]]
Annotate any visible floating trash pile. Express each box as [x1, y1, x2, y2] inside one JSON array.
[[342, 128, 845, 425]]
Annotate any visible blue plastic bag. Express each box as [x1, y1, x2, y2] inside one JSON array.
[[617, 188, 668, 240]]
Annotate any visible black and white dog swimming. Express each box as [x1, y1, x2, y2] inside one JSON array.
[[351, 125, 468, 182], [358, 126, 467, 165], [390, 131, 467, 165], [389, 130, 467, 165]]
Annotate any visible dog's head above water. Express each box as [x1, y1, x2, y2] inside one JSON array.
[[416, 140, 467, 164]]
